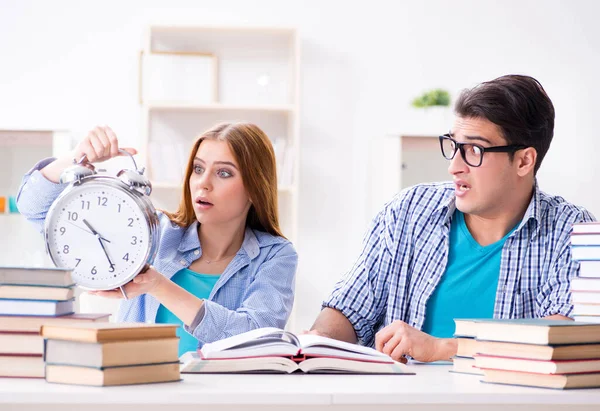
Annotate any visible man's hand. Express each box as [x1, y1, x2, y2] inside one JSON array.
[[88, 266, 164, 300], [375, 320, 456, 363]]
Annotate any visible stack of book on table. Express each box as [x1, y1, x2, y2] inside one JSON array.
[[42, 322, 181, 386], [180, 327, 412, 374], [0, 266, 109, 378], [453, 318, 600, 389], [570, 222, 600, 323], [452, 320, 483, 375]]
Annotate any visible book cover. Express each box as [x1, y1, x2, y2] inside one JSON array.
[[41, 322, 178, 343], [0, 284, 74, 301], [481, 368, 600, 389], [45, 361, 181, 386], [0, 353, 44, 378], [0, 313, 110, 333], [0, 331, 43, 354], [0, 266, 74, 287], [0, 298, 74, 317], [474, 318, 600, 345], [44, 337, 180, 367], [475, 354, 600, 374]]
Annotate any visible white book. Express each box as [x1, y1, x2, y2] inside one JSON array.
[[571, 246, 600, 261], [0, 354, 44, 378], [573, 315, 600, 324], [0, 298, 74, 316], [573, 304, 600, 316], [572, 234, 600, 246], [573, 222, 600, 235], [180, 327, 410, 374], [578, 261, 600, 278], [572, 291, 600, 304], [572, 277, 600, 292]]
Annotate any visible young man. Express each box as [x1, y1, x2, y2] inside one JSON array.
[[310, 75, 595, 362]]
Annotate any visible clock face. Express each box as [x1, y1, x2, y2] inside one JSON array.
[[46, 181, 151, 290]]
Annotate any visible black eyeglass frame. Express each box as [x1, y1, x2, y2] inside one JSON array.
[[439, 134, 528, 167]]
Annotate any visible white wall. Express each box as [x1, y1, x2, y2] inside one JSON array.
[[1, 0, 599, 331]]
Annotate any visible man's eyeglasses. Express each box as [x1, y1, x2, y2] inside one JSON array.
[[439, 134, 528, 167]]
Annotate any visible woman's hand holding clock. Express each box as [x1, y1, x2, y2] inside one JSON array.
[[41, 126, 138, 183], [88, 266, 165, 300], [44, 124, 160, 300]]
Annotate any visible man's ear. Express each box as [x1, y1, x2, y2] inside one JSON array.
[[516, 147, 537, 177]]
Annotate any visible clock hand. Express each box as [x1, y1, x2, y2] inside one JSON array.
[[82, 219, 115, 269], [97, 237, 115, 269], [82, 219, 111, 243], [65, 220, 111, 243]]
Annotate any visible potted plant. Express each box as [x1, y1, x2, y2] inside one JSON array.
[[411, 89, 451, 108], [409, 89, 452, 135]]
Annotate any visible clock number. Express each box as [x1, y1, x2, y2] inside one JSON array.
[[67, 211, 78, 221], [91, 266, 97, 275], [117, 204, 122, 213], [108, 265, 115, 273], [63, 245, 70, 254], [123, 253, 129, 262], [75, 258, 81, 267], [97, 197, 108, 206], [81, 200, 90, 210], [127, 218, 134, 227], [59, 227, 66, 235], [131, 236, 137, 245]]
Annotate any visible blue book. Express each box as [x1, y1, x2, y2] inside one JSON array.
[[0, 298, 74, 317]]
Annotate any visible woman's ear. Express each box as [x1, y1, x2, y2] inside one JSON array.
[[516, 147, 537, 177]]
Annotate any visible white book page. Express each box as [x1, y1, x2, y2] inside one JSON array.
[[181, 355, 298, 374], [298, 357, 407, 374], [297, 334, 390, 359], [200, 327, 298, 357]]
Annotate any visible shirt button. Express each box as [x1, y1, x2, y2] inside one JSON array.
[[180, 259, 186, 266], [194, 250, 200, 255]]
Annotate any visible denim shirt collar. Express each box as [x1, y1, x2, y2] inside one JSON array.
[[177, 221, 260, 259]]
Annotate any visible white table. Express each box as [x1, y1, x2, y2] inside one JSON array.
[[1, 364, 600, 411]]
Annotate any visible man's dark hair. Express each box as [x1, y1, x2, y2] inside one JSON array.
[[454, 74, 555, 174]]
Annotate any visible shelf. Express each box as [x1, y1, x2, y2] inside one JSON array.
[[147, 102, 295, 113], [150, 25, 296, 35]]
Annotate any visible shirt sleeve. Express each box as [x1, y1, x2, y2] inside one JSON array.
[[537, 208, 596, 318], [322, 202, 400, 347], [184, 241, 298, 345], [15, 158, 69, 234]]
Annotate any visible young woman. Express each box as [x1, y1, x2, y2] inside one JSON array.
[[16, 124, 297, 355]]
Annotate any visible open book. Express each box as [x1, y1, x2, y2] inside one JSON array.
[[180, 327, 411, 374]]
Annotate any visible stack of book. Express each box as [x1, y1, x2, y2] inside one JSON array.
[[42, 322, 181, 386], [570, 222, 600, 323], [454, 318, 600, 389], [451, 319, 483, 375], [0, 266, 110, 378], [0, 266, 76, 317]]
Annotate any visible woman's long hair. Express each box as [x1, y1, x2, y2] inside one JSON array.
[[162, 122, 285, 238]]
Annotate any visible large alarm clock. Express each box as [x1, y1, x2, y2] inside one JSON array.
[[44, 150, 160, 297]]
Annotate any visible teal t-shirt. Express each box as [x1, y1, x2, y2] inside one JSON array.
[[421, 210, 519, 338], [155, 268, 220, 356]]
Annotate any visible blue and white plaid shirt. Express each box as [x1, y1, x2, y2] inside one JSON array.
[[17, 158, 297, 348], [324, 182, 595, 348]]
